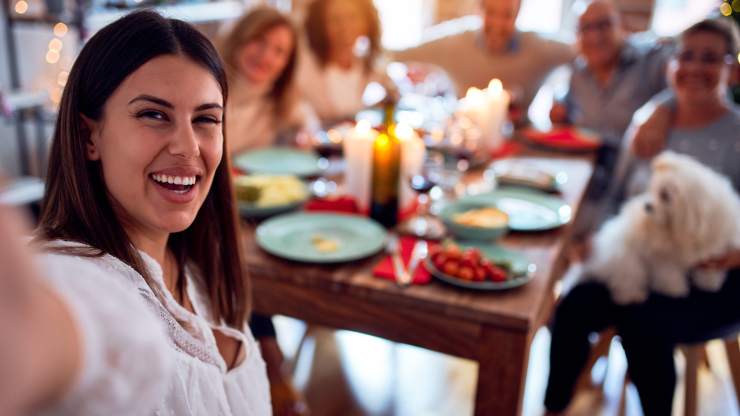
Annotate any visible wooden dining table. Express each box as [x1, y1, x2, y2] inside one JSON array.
[[242, 149, 595, 415]]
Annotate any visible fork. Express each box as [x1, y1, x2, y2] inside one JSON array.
[[386, 234, 410, 287]]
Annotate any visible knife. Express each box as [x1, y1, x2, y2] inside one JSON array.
[[405, 240, 428, 287], [386, 234, 410, 286]]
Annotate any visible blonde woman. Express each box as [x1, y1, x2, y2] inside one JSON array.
[[220, 6, 317, 154], [297, 0, 391, 124]]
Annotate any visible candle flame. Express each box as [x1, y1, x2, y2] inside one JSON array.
[[355, 119, 372, 135], [465, 87, 485, 101], [395, 123, 415, 141], [487, 79, 503, 95]]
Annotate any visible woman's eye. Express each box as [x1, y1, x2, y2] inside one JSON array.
[[137, 110, 168, 121], [194, 116, 222, 125]]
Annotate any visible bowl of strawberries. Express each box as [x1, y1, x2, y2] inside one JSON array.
[[426, 241, 535, 290]]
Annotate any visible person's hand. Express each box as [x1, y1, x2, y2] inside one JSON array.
[[568, 234, 593, 264], [0, 204, 42, 415], [629, 103, 672, 159], [549, 102, 569, 125], [697, 249, 740, 271], [0, 203, 80, 415]]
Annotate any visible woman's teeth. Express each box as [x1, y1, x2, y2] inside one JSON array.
[[151, 174, 197, 186]]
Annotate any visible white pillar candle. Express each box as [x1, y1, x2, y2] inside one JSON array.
[[343, 120, 377, 212], [396, 123, 426, 211], [484, 79, 510, 151]]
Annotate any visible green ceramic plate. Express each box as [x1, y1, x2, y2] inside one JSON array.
[[426, 241, 536, 290], [238, 199, 307, 219], [455, 187, 571, 232], [256, 213, 387, 263], [234, 148, 321, 177]]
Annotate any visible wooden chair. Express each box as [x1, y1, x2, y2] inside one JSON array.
[[682, 337, 740, 416], [576, 333, 740, 416]]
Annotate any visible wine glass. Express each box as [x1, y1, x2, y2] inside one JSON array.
[[307, 129, 343, 198], [398, 162, 446, 239]]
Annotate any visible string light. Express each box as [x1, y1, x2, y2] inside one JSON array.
[[50, 87, 63, 106], [14, 0, 29, 14], [57, 71, 69, 87], [46, 49, 60, 64], [53, 23, 68, 37], [737, 53, 740, 65], [48, 38, 63, 52], [720, 2, 732, 16]]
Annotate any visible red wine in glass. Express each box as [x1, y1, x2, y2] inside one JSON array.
[[409, 174, 435, 193]]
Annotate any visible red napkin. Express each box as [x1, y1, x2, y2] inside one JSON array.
[[491, 140, 524, 160], [373, 236, 438, 285], [304, 196, 360, 214], [520, 127, 600, 151]]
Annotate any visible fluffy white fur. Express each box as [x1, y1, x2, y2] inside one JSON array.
[[583, 151, 740, 305]]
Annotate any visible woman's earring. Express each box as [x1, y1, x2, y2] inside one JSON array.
[[86, 142, 100, 160]]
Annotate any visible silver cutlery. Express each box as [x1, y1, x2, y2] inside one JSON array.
[[386, 234, 410, 287], [405, 240, 428, 286]]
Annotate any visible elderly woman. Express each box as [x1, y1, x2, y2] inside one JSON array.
[[545, 18, 740, 416]]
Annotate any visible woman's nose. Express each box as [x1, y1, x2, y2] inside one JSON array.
[[169, 123, 200, 158]]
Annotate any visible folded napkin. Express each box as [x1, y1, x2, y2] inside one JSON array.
[[521, 127, 600, 151], [373, 236, 438, 285], [491, 140, 524, 160], [304, 196, 360, 214]]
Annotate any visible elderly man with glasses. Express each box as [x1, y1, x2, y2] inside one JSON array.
[[551, 0, 672, 144], [550, 0, 673, 237]]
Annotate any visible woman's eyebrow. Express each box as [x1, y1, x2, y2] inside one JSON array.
[[128, 95, 222, 112], [128, 95, 173, 108], [195, 103, 223, 111]]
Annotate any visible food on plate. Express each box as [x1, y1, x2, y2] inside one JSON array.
[[494, 164, 555, 189], [311, 234, 339, 253], [429, 243, 511, 282], [234, 175, 308, 207], [452, 207, 508, 229]]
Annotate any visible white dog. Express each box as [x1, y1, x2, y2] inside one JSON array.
[[583, 151, 740, 305]]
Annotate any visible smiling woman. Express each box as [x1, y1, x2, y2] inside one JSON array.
[[22, 10, 271, 416]]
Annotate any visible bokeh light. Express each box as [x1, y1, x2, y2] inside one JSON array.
[[53, 23, 69, 37], [48, 38, 63, 52], [46, 49, 60, 64], [14, 0, 29, 14]]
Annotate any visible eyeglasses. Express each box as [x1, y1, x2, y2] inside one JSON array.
[[577, 18, 614, 34], [674, 50, 733, 66]]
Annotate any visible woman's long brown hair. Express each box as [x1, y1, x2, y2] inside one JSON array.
[[36, 10, 249, 327], [304, 0, 382, 72], [218, 6, 299, 119]]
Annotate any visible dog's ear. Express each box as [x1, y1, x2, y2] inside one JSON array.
[[652, 150, 681, 172]]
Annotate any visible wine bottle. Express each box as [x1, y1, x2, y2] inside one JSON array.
[[370, 102, 401, 228]]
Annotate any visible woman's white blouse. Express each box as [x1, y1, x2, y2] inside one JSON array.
[[38, 241, 271, 416]]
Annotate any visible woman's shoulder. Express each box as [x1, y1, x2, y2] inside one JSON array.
[[36, 239, 149, 290]]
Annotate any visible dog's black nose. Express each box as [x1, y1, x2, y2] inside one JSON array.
[[644, 202, 653, 213]]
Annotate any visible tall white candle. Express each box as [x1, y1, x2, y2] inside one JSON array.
[[485, 79, 510, 151], [396, 123, 426, 212], [456, 80, 510, 152], [343, 120, 377, 212]]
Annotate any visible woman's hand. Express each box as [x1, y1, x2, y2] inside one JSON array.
[[0, 204, 80, 414], [698, 249, 740, 271], [549, 102, 569, 125], [629, 103, 672, 159]]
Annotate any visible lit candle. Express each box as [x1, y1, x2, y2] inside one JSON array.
[[396, 123, 426, 211], [484, 78, 510, 151], [456, 80, 510, 152], [343, 120, 377, 212]]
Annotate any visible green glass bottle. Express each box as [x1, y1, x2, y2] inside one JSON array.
[[370, 102, 401, 228]]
